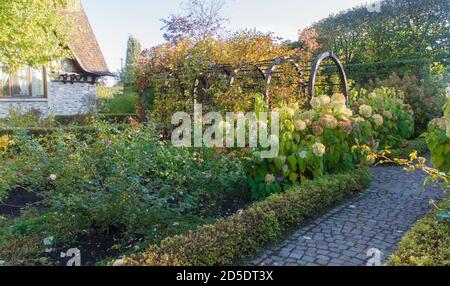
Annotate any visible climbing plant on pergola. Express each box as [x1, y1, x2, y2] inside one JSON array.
[[134, 28, 348, 125]]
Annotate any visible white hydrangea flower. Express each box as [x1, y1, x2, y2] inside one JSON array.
[[294, 120, 307, 131], [359, 105, 373, 118], [301, 110, 316, 121], [264, 174, 276, 184], [310, 97, 322, 109], [319, 95, 331, 106], [331, 102, 347, 111], [319, 114, 338, 129], [331, 93, 346, 104], [382, 110, 393, 120], [312, 143, 326, 157], [373, 114, 384, 127]]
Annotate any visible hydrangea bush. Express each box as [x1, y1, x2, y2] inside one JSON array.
[[350, 87, 415, 149], [248, 94, 358, 200], [248, 88, 415, 200]]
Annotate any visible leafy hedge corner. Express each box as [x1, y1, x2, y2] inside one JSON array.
[[389, 137, 428, 159], [387, 204, 450, 266], [117, 168, 372, 266]]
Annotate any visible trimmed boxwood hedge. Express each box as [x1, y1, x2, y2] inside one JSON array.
[[387, 203, 450, 266], [119, 168, 372, 266], [55, 114, 138, 125], [0, 126, 97, 137], [96, 113, 138, 123]]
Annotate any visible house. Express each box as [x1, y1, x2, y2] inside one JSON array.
[[0, 1, 113, 118]]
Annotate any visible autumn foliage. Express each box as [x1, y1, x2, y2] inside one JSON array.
[[134, 29, 320, 125]]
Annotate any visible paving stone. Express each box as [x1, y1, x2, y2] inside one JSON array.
[[250, 163, 443, 266], [289, 252, 303, 260], [302, 256, 315, 263]]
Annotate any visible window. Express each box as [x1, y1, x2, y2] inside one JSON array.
[[0, 66, 47, 98]]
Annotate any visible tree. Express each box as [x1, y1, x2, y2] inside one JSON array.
[[160, 0, 228, 42], [122, 35, 142, 88], [0, 0, 71, 72], [314, 0, 449, 64]]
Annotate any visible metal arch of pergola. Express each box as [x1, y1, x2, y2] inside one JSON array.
[[145, 51, 349, 113]]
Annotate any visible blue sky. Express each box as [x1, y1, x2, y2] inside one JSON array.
[[82, 0, 372, 72]]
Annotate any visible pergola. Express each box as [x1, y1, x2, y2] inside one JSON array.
[[140, 51, 349, 122]]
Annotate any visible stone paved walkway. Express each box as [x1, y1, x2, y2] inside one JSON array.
[[251, 165, 443, 266]]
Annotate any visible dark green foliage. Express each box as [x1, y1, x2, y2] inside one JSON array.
[[122, 168, 372, 266], [0, 123, 246, 265], [313, 0, 449, 85], [314, 0, 449, 64], [247, 176, 281, 201]]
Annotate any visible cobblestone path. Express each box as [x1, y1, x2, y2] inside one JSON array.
[[251, 165, 443, 266]]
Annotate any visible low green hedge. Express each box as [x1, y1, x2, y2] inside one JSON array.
[[54, 114, 138, 125], [387, 203, 450, 266], [96, 113, 138, 123], [119, 168, 372, 266], [0, 122, 133, 137], [0, 126, 97, 137]]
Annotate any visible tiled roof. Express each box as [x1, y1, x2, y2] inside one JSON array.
[[61, 4, 113, 77]]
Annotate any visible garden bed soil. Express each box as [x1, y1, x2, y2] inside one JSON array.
[[52, 198, 250, 266], [0, 188, 43, 217]]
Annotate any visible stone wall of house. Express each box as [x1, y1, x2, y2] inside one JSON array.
[[48, 82, 97, 116], [0, 81, 97, 119], [0, 98, 49, 118]]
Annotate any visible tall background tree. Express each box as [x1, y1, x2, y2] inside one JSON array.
[[121, 35, 142, 89], [314, 0, 449, 64], [312, 0, 449, 82], [160, 0, 228, 42], [0, 0, 71, 72]]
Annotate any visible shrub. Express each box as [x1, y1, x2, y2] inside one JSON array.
[[369, 73, 448, 133], [96, 114, 138, 124], [102, 91, 138, 114], [120, 168, 372, 266], [425, 95, 450, 172], [389, 137, 428, 159], [97, 85, 141, 114], [350, 87, 415, 149], [247, 89, 413, 200], [0, 107, 56, 129], [0, 122, 246, 248], [247, 94, 360, 200], [425, 124, 450, 173], [387, 201, 450, 266]]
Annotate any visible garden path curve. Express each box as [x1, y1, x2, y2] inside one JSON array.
[[251, 164, 443, 266]]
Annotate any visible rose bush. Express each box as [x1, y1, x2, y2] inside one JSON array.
[[0, 121, 246, 264]]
